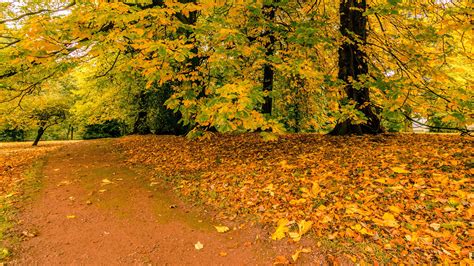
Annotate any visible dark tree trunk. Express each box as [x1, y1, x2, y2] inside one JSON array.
[[32, 126, 45, 146], [132, 91, 152, 135], [154, 84, 190, 135], [329, 0, 383, 135], [70, 126, 74, 140], [262, 2, 276, 115]]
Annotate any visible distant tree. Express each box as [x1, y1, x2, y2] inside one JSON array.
[[31, 105, 67, 146]]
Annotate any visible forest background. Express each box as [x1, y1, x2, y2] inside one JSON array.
[[0, 0, 472, 143]]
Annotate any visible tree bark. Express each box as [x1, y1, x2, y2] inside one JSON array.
[[262, 2, 276, 115], [329, 0, 383, 135], [32, 126, 45, 146]]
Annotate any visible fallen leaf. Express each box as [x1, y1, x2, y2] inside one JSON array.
[[391, 167, 410, 174], [291, 247, 311, 262], [382, 212, 399, 228], [271, 218, 289, 240], [430, 223, 441, 231], [311, 182, 321, 197], [298, 220, 313, 236], [219, 251, 228, 257], [194, 241, 203, 250], [66, 215, 76, 219], [22, 230, 36, 238], [101, 179, 113, 185], [388, 205, 402, 215], [214, 225, 230, 233]]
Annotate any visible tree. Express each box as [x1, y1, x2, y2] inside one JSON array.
[[0, 0, 472, 139], [329, 0, 383, 135], [31, 104, 67, 146]]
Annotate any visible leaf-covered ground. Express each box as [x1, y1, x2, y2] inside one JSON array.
[[0, 141, 74, 195], [119, 134, 473, 264], [0, 141, 75, 259]]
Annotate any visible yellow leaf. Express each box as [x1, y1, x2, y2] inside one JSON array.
[[101, 179, 113, 185], [291, 247, 311, 262], [214, 225, 230, 233], [391, 167, 410, 174], [382, 212, 400, 228], [66, 215, 76, 219], [271, 218, 289, 240], [388, 205, 402, 215], [311, 182, 320, 197], [289, 198, 306, 205], [350, 223, 373, 235], [374, 178, 386, 184], [298, 220, 313, 236], [194, 241, 204, 250], [288, 231, 301, 241]]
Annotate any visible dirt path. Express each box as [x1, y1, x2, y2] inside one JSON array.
[[11, 140, 296, 265]]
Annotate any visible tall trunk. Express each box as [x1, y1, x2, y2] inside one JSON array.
[[32, 126, 45, 146], [262, 2, 276, 115], [132, 91, 152, 134], [329, 0, 383, 135]]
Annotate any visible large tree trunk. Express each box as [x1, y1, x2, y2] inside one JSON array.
[[329, 0, 383, 135], [262, 2, 276, 115], [32, 126, 45, 146]]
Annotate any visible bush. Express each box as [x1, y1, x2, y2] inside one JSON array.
[[0, 128, 25, 141], [82, 120, 125, 140]]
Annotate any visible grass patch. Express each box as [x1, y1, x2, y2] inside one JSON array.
[[0, 158, 46, 262]]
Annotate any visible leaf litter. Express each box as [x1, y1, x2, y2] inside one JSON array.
[[118, 134, 472, 263]]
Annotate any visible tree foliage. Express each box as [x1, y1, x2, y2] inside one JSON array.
[[0, 0, 472, 138]]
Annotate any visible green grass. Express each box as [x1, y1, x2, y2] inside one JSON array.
[[0, 158, 46, 262]]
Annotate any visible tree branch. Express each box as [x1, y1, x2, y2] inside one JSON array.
[[0, 1, 76, 25], [401, 112, 472, 136], [94, 51, 121, 78]]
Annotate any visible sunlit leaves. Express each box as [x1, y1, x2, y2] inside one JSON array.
[[120, 134, 473, 263], [214, 225, 230, 233]]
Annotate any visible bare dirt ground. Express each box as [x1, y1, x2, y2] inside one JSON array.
[[10, 139, 325, 265]]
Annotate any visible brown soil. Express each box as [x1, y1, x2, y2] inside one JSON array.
[[10, 139, 326, 265]]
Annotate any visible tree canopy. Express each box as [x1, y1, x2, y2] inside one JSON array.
[[0, 0, 472, 141]]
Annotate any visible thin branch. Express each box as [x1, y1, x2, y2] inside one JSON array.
[[0, 1, 76, 25], [94, 51, 121, 78], [401, 112, 472, 136], [0, 39, 20, 49]]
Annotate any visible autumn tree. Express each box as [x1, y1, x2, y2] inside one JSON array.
[[0, 0, 472, 139], [329, 0, 383, 135], [31, 105, 67, 146]]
